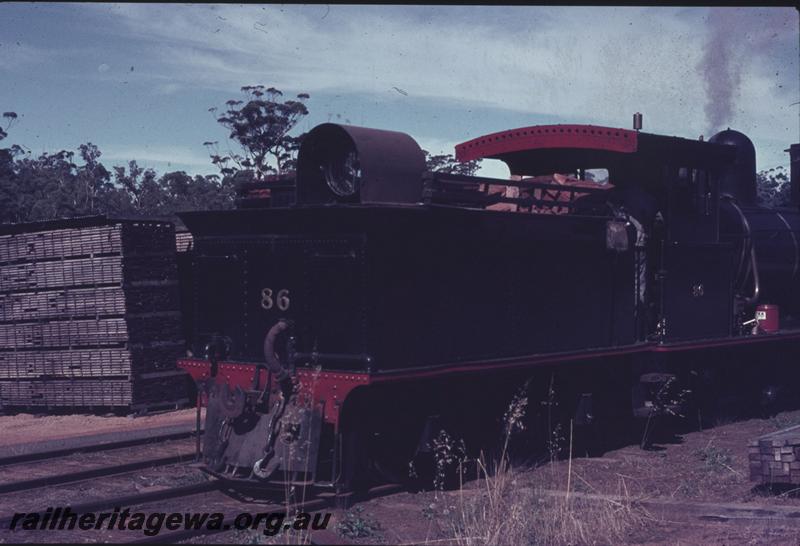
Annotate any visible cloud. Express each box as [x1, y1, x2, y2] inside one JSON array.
[[71, 5, 800, 169], [415, 136, 459, 157], [101, 145, 213, 172], [99, 8, 795, 111], [0, 42, 51, 70], [153, 82, 182, 95]]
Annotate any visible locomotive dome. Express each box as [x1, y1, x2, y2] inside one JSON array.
[[709, 128, 758, 205]]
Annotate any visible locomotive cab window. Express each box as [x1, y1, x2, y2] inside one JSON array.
[[666, 165, 719, 243], [674, 167, 711, 215], [581, 168, 610, 184]]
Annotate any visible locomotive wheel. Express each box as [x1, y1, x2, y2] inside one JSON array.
[[524, 376, 613, 461], [338, 389, 428, 491], [369, 425, 422, 486], [338, 416, 371, 494]]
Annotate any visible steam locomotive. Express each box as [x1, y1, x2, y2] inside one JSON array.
[[177, 120, 800, 492]]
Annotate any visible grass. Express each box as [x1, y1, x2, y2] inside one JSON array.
[[769, 412, 800, 431], [410, 388, 649, 546], [696, 440, 738, 475], [441, 451, 647, 545], [336, 506, 383, 540]]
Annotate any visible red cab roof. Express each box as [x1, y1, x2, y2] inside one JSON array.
[[455, 124, 638, 162]]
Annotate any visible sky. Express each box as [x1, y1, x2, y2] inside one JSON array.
[[1, 4, 798, 179]]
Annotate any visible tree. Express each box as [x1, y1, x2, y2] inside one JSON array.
[[423, 150, 482, 176], [76, 143, 112, 215], [112, 161, 170, 216], [207, 86, 309, 180], [7, 149, 78, 222], [159, 170, 236, 215], [0, 112, 23, 176], [0, 111, 18, 142], [0, 110, 237, 224], [757, 166, 791, 208]]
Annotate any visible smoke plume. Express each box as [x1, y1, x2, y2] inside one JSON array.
[[699, 9, 743, 134]]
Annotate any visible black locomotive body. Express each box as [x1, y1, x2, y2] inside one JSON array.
[[179, 122, 800, 491], [182, 205, 637, 372]]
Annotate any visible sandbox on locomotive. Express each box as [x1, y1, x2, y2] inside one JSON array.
[[178, 120, 800, 491]]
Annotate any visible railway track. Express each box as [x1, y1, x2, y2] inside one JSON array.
[[0, 479, 219, 532], [0, 421, 384, 544], [0, 428, 203, 533], [0, 451, 197, 495], [7, 461, 800, 545], [1, 469, 401, 545], [127, 494, 331, 545], [127, 483, 404, 545], [0, 426, 201, 496], [6, 415, 798, 543], [0, 425, 201, 467], [536, 489, 800, 529]]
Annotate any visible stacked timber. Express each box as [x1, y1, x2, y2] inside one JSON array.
[[175, 228, 194, 352], [175, 229, 194, 253], [0, 217, 189, 411], [748, 424, 800, 485]]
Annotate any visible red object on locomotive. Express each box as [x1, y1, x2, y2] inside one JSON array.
[[756, 304, 780, 333]]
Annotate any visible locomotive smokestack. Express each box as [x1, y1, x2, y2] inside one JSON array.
[[788, 143, 800, 207], [709, 128, 757, 206]]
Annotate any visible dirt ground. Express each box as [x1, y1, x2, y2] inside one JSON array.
[[0, 407, 200, 445], [5, 408, 800, 544]]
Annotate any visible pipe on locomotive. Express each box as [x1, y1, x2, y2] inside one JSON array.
[[263, 319, 293, 391], [725, 197, 761, 306]]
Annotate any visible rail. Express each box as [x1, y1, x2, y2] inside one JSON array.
[[0, 452, 196, 495], [0, 426, 201, 467]]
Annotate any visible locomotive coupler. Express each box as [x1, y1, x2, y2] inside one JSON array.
[[200, 321, 323, 485]]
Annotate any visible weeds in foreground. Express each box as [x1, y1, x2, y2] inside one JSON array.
[[438, 386, 647, 546], [542, 375, 565, 463], [443, 457, 647, 545], [336, 506, 383, 540], [640, 377, 691, 449], [696, 440, 739, 475], [770, 412, 800, 431], [432, 429, 468, 492]]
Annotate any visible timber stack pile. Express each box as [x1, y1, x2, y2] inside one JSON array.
[[0, 217, 190, 411], [748, 424, 800, 485], [175, 228, 194, 352]]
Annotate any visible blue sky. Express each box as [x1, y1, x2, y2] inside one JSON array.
[[1, 4, 798, 179]]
